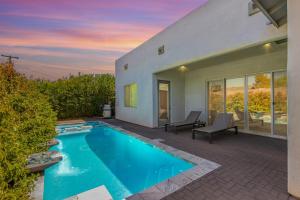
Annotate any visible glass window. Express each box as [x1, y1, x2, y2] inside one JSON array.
[[247, 73, 272, 135], [226, 78, 245, 129], [124, 83, 138, 107], [273, 71, 287, 137], [208, 80, 224, 125], [207, 71, 287, 137]]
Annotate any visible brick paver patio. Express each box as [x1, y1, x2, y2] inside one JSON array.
[[101, 119, 298, 200]]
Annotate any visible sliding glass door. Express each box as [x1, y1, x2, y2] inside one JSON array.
[[208, 80, 224, 125], [247, 74, 272, 135], [207, 71, 287, 138], [273, 71, 287, 137], [226, 78, 245, 129]]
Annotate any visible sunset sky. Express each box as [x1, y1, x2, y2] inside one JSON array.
[[0, 0, 207, 80]]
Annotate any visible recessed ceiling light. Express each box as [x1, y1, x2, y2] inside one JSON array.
[[263, 43, 272, 48], [178, 65, 188, 72]]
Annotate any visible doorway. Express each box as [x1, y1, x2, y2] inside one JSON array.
[[158, 80, 170, 127]]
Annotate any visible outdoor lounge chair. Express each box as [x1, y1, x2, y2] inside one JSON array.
[[192, 113, 238, 143], [235, 109, 264, 126], [165, 111, 201, 133]]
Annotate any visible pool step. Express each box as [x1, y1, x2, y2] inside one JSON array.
[[65, 186, 113, 200]]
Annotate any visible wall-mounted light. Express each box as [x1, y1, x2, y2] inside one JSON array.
[[123, 64, 128, 71], [158, 45, 165, 55], [178, 65, 188, 72]]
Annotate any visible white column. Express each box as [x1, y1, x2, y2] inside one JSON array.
[[288, 0, 300, 198]]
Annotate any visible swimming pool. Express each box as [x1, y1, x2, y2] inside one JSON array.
[[44, 122, 194, 200]]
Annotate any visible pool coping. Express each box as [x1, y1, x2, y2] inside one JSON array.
[[32, 121, 221, 200], [100, 122, 221, 200]]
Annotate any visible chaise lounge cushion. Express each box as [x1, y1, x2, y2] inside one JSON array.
[[165, 111, 201, 132], [192, 113, 238, 143]]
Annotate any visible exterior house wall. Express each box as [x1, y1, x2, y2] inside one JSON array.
[[287, 0, 300, 198], [185, 47, 287, 122], [115, 67, 154, 127], [154, 71, 186, 127], [115, 0, 287, 127]]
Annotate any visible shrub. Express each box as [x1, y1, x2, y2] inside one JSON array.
[[226, 91, 280, 114], [248, 91, 271, 113], [226, 92, 244, 112], [36, 74, 115, 119], [0, 63, 57, 200]]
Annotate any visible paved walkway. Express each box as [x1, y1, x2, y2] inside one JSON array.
[[101, 119, 297, 200]]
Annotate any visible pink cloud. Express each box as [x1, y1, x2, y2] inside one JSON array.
[[0, 21, 162, 52], [0, 0, 208, 79]]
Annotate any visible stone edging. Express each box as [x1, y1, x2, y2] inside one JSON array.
[[100, 121, 221, 200]]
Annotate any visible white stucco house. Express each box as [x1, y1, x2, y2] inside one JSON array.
[[115, 0, 300, 198]]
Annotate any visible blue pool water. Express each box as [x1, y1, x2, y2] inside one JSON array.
[[44, 122, 194, 200]]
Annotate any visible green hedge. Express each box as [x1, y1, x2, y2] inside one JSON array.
[[0, 64, 115, 199], [37, 74, 115, 119], [0, 63, 57, 199]]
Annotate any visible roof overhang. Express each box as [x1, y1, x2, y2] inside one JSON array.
[[154, 39, 287, 75], [252, 0, 287, 28]]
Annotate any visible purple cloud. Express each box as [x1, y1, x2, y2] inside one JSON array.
[[0, 0, 207, 80]]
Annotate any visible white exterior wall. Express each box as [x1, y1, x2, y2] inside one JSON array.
[[115, 0, 287, 127], [154, 71, 186, 127], [185, 48, 287, 121], [115, 67, 154, 127], [288, 0, 300, 198]]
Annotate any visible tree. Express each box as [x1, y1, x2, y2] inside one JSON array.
[[253, 74, 271, 89]]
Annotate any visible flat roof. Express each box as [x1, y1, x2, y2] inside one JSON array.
[[252, 0, 287, 28]]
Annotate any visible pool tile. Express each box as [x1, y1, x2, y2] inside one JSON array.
[[126, 193, 144, 200], [170, 173, 193, 187], [138, 186, 165, 200], [155, 180, 180, 196]]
